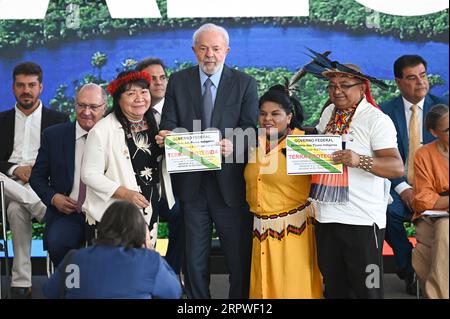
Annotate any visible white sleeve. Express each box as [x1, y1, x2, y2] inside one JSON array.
[[395, 182, 412, 195], [81, 127, 121, 202], [7, 164, 19, 177], [370, 114, 398, 151], [315, 105, 334, 134]]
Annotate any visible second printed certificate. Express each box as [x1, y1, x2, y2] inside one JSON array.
[[164, 130, 222, 173], [286, 135, 343, 175]]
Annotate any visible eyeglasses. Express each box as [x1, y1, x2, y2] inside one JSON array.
[[326, 82, 363, 92], [75, 103, 105, 112]]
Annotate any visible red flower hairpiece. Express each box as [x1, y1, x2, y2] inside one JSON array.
[[107, 71, 152, 95]]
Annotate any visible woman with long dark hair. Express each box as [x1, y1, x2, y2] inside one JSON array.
[[81, 71, 174, 247], [244, 85, 323, 298]]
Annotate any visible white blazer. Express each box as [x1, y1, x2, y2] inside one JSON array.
[[81, 113, 175, 225]]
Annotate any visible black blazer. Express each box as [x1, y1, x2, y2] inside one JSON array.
[[0, 106, 70, 174], [160, 65, 258, 207]]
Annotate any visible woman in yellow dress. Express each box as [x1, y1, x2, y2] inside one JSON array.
[[244, 85, 323, 299]]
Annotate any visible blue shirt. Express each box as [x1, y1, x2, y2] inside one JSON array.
[[43, 245, 182, 299], [199, 65, 224, 106]]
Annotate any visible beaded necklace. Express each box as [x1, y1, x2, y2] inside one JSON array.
[[128, 118, 147, 131], [324, 106, 357, 135]]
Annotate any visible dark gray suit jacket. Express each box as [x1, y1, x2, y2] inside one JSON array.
[[160, 65, 258, 207]]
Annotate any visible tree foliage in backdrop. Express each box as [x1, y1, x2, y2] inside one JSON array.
[[0, 0, 448, 49]]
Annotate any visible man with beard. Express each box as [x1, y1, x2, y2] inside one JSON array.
[[0, 62, 69, 298], [30, 83, 106, 269], [381, 55, 448, 295], [157, 23, 258, 299]]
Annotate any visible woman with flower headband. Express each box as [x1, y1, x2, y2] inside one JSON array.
[[81, 70, 174, 248], [244, 85, 323, 298], [303, 52, 404, 298]]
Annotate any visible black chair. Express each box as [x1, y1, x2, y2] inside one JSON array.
[[0, 181, 11, 299]]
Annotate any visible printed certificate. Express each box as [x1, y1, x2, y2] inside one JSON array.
[[165, 131, 222, 173], [286, 135, 343, 175]]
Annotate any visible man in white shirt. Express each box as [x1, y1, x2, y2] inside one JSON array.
[[136, 58, 185, 276], [380, 55, 449, 295], [0, 62, 69, 298], [30, 83, 106, 271]]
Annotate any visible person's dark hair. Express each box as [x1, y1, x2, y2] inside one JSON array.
[[96, 201, 147, 249], [394, 55, 427, 78], [259, 84, 304, 130], [13, 62, 43, 83], [109, 70, 159, 137], [425, 104, 449, 131], [135, 57, 166, 73]]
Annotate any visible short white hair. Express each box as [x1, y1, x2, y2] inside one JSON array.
[[192, 23, 230, 47]]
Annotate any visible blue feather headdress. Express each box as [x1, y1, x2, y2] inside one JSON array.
[[302, 48, 389, 90]]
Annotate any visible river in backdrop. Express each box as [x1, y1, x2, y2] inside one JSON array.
[[0, 25, 448, 111]]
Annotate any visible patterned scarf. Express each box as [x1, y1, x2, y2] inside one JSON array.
[[309, 107, 356, 204]]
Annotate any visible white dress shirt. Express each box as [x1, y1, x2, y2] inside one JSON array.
[[152, 98, 164, 126], [69, 122, 88, 202], [199, 65, 224, 105], [8, 101, 43, 176], [394, 97, 425, 196]]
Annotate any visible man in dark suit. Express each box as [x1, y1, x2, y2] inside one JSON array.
[[380, 55, 448, 295], [0, 62, 69, 298], [157, 23, 258, 299], [30, 83, 106, 269]]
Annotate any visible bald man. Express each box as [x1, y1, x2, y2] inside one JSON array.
[[30, 84, 107, 268]]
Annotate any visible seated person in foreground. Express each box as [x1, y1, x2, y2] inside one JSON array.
[[43, 201, 182, 299]]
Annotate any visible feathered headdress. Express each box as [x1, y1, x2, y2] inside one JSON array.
[[280, 50, 332, 96], [107, 71, 152, 95], [286, 50, 333, 93], [302, 47, 388, 90]]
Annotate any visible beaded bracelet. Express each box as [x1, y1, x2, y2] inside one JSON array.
[[358, 155, 373, 172]]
